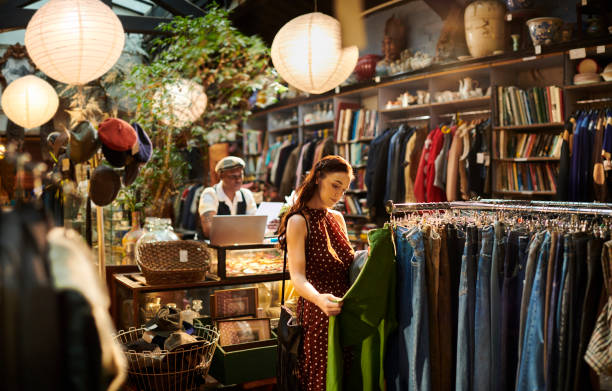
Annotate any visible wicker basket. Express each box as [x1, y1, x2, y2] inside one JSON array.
[[136, 240, 210, 285], [115, 325, 219, 391]]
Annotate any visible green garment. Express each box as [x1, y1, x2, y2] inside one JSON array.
[[327, 226, 397, 391]]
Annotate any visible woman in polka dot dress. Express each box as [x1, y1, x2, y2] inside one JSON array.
[[278, 155, 355, 391]]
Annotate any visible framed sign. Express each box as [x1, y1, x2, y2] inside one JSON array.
[[211, 287, 258, 319]]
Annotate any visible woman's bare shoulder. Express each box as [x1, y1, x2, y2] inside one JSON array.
[[287, 213, 307, 233]]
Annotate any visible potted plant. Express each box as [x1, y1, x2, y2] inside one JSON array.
[[122, 4, 283, 215]]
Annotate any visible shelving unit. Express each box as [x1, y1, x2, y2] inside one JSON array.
[[246, 39, 612, 207]]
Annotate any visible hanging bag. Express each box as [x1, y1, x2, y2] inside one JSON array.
[[276, 212, 308, 391]]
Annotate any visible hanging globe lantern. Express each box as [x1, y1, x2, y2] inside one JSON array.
[[1, 75, 59, 129], [271, 12, 358, 95], [153, 78, 208, 127], [24, 0, 125, 85]]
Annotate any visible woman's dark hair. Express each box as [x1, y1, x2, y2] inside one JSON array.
[[277, 155, 353, 250]]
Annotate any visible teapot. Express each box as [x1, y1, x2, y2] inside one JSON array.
[[459, 77, 479, 99]]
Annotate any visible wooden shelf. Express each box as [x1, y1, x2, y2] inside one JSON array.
[[268, 125, 298, 133], [380, 103, 430, 113], [302, 120, 334, 128], [494, 157, 560, 162], [429, 96, 491, 112], [564, 80, 612, 92], [495, 190, 556, 196], [493, 123, 564, 130]]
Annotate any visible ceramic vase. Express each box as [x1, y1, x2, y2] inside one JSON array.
[[464, 0, 506, 58]]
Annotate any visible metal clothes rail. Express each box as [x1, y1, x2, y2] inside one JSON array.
[[385, 199, 612, 217]]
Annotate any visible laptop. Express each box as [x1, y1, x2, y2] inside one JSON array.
[[209, 215, 268, 246]]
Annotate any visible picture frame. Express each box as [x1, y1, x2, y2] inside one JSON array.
[[211, 287, 258, 319], [216, 318, 272, 351]]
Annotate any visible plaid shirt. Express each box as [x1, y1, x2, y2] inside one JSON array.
[[585, 240, 612, 375]]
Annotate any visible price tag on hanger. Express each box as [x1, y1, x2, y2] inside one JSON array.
[[477, 152, 484, 164], [334, 86, 340, 94], [597, 45, 606, 54], [534, 45, 542, 55], [374, 76, 381, 83], [506, 13, 512, 22], [569, 48, 586, 59], [604, 160, 612, 171]]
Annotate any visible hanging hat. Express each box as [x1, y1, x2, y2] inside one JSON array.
[[47, 131, 68, 158], [89, 165, 121, 206], [102, 144, 129, 167], [131, 122, 152, 163], [123, 157, 140, 186], [68, 121, 100, 163], [98, 118, 137, 152], [214, 156, 246, 173]]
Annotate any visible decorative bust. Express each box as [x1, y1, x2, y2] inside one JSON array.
[[382, 15, 407, 63]]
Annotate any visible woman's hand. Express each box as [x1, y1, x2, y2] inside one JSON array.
[[315, 293, 344, 316]]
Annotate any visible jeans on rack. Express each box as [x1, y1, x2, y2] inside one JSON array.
[[385, 227, 431, 391], [563, 233, 590, 391], [516, 231, 551, 391], [543, 232, 559, 373], [456, 225, 478, 391], [446, 224, 466, 385], [545, 235, 565, 391], [500, 230, 530, 391], [474, 225, 494, 391], [556, 234, 575, 391], [518, 231, 546, 361], [423, 225, 441, 391], [490, 221, 506, 391], [573, 237, 604, 391], [389, 226, 431, 391], [437, 227, 453, 391]]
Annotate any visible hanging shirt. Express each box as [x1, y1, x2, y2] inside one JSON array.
[[327, 226, 397, 391]]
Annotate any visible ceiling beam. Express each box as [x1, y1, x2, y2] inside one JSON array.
[[149, 0, 206, 16], [0, 7, 174, 34]]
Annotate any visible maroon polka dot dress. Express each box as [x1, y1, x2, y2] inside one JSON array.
[[298, 206, 354, 391]]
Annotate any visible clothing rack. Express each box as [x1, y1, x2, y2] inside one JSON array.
[[385, 199, 612, 217]]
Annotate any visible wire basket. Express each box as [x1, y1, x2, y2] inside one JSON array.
[[114, 325, 219, 391], [136, 240, 211, 285]]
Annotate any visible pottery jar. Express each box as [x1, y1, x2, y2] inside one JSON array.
[[464, 0, 506, 58]]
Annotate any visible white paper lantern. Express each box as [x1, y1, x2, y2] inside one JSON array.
[[1, 75, 59, 129], [24, 0, 125, 85], [153, 79, 208, 127], [271, 12, 358, 95]]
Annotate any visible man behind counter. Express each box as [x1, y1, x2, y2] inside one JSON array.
[[198, 156, 257, 238]]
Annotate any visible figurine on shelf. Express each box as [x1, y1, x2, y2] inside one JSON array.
[[376, 15, 407, 76]]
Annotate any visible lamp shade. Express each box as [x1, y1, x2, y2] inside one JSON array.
[[1, 75, 59, 129], [153, 78, 207, 127], [271, 12, 358, 95], [24, 0, 125, 85]]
